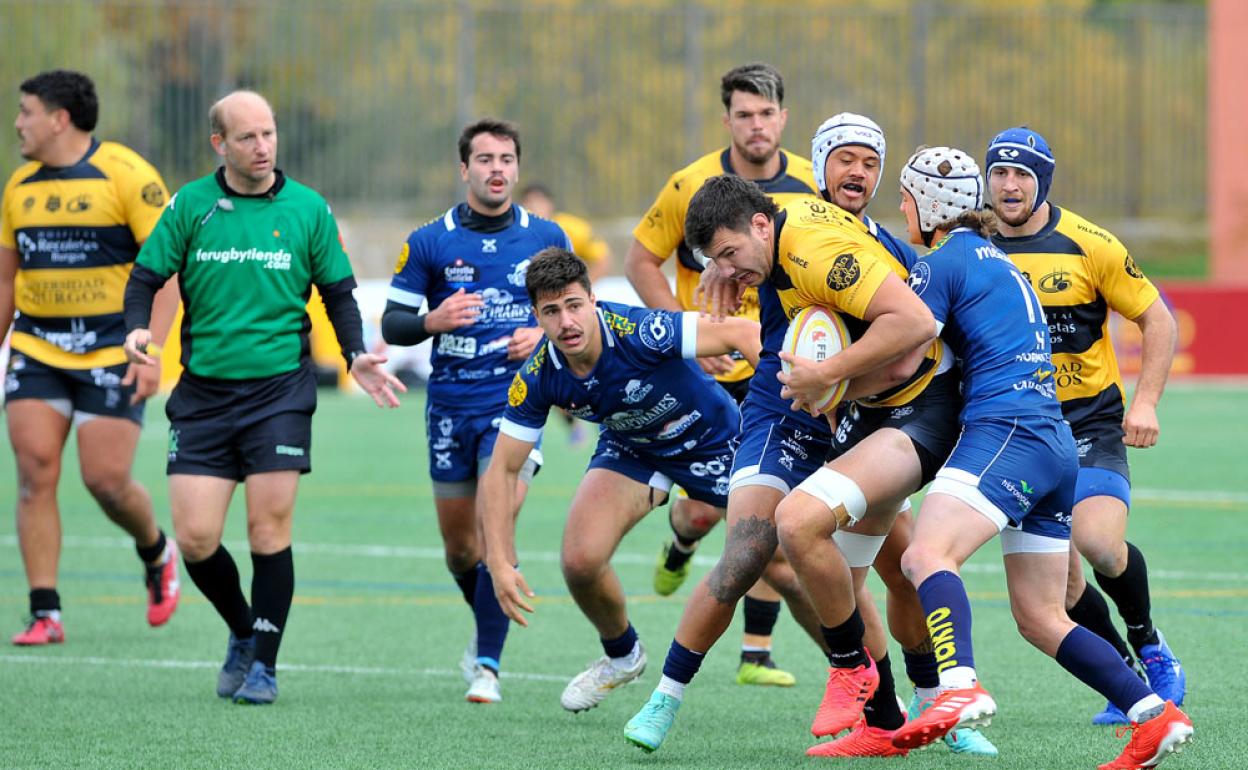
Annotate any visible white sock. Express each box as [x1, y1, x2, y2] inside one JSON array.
[[1127, 694, 1166, 723], [670, 539, 696, 554], [915, 686, 940, 702], [939, 666, 977, 691], [610, 641, 642, 671], [655, 675, 685, 700], [741, 644, 770, 654]]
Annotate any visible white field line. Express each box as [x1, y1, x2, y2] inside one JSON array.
[[0, 653, 567, 682]]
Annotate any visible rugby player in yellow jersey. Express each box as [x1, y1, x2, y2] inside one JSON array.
[[625, 176, 955, 756], [1, 70, 182, 644], [625, 62, 819, 687], [985, 127, 1184, 727], [519, 184, 611, 282]]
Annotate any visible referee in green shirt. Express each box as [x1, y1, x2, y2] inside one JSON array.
[[122, 90, 403, 704]]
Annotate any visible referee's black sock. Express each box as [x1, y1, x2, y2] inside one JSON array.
[[1093, 542, 1160, 653], [251, 547, 295, 670], [1067, 583, 1134, 667], [184, 545, 253, 639]]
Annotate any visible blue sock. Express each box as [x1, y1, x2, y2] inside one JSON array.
[[602, 623, 639, 659], [903, 648, 941, 690], [1056, 625, 1154, 713], [916, 570, 976, 675], [472, 562, 510, 673], [662, 640, 705, 684]]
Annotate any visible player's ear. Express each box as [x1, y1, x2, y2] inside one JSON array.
[[210, 132, 226, 158]]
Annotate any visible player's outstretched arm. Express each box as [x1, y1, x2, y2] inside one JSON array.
[[481, 434, 538, 626], [1123, 298, 1177, 448], [694, 315, 762, 368]]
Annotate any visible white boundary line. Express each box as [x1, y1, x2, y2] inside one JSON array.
[[0, 653, 567, 681]]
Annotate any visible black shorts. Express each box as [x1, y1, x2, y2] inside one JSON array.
[[716, 376, 752, 406], [1070, 412, 1130, 481], [827, 367, 963, 486], [165, 364, 317, 480], [4, 352, 145, 424]]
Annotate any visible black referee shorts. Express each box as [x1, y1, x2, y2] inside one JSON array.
[[165, 363, 317, 481]]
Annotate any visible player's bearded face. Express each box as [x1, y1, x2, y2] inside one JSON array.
[[724, 91, 786, 167], [462, 133, 519, 213], [706, 218, 770, 287], [14, 94, 56, 161], [989, 166, 1036, 227], [537, 286, 596, 356], [825, 147, 880, 217]]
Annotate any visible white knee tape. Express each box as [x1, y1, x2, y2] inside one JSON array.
[[795, 468, 868, 525], [832, 530, 886, 568]]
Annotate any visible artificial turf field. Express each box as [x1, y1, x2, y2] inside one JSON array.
[[1, 383, 1242, 769]]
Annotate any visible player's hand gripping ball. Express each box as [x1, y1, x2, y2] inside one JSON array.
[[781, 306, 852, 414]]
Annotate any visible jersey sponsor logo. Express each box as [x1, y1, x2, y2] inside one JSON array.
[[506, 258, 530, 287], [656, 410, 701, 441], [974, 245, 1010, 263], [1012, 367, 1056, 398], [476, 287, 531, 323], [394, 243, 410, 274], [507, 373, 527, 407], [787, 252, 809, 269], [1014, 350, 1050, 364], [482, 238, 498, 253], [643, 206, 662, 229], [1076, 223, 1112, 244], [438, 416, 454, 436], [778, 451, 795, 471], [1038, 270, 1072, 293], [1054, 360, 1082, 389], [141, 183, 165, 207], [28, 319, 97, 354], [525, 345, 548, 374], [435, 451, 453, 470], [566, 404, 594, 419], [605, 393, 678, 432], [602, 311, 636, 336], [437, 334, 477, 359], [1124, 254, 1144, 279], [825, 254, 860, 290], [622, 379, 652, 404], [45, 195, 61, 212], [443, 258, 479, 284], [67, 194, 91, 213], [17, 229, 100, 264], [22, 196, 35, 211], [193, 246, 293, 271], [89, 367, 122, 388], [688, 455, 727, 477], [638, 312, 674, 350], [1075, 435, 1093, 458], [907, 260, 932, 296]]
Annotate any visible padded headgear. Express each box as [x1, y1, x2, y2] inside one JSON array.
[[811, 113, 886, 201], [899, 147, 984, 236], [985, 126, 1055, 212]]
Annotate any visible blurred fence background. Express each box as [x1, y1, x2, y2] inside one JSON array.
[[0, 0, 1208, 276]]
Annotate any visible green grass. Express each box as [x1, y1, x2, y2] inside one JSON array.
[[1, 384, 1242, 769]]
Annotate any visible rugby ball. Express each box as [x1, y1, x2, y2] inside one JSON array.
[[781, 306, 852, 414]]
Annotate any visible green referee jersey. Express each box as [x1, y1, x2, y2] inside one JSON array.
[[137, 170, 354, 379]]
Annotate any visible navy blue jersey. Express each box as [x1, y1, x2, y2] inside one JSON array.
[[387, 204, 569, 405], [499, 302, 740, 456], [743, 216, 916, 431], [906, 229, 1062, 423]]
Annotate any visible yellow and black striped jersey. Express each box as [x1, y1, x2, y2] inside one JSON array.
[[992, 206, 1160, 427], [633, 147, 818, 383], [771, 197, 945, 407], [1, 139, 168, 369]]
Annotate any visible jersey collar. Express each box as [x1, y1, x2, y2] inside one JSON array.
[[214, 167, 286, 199], [545, 305, 615, 373]]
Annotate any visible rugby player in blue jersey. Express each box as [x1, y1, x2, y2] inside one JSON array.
[[479, 247, 761, 713], [888, 147, 1193, 770], [381, 119, 570, 704]]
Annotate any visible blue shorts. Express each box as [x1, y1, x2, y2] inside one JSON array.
[[426, 400, 542, 484], [928, 416, 1078, 544], [729, 403, 831, 495], [588, 431, 736, 508]]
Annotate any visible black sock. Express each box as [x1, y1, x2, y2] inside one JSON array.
[[1068, 583, 1133, 667], [741, 596, 781, 642], [135, 530, 167, 564], [902, 647, 940, 690], [1093, 542, 1158, 652], [184, 545, 252, 639], [664, 513, 701, 571], [251, 547, 295, 670], [452, 565, 479, 606], [863, 654, 905, 730], [29, 588, 60, 617], [821, 609, 869, 669]]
